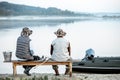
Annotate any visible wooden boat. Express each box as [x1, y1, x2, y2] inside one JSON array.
[[72, 57, 120, 73]]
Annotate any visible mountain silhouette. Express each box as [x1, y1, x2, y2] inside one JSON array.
[[0, 1, 77, 16]]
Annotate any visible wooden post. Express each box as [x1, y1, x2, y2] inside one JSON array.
[[13, 62, 17, 76], [69, 62, 72, 77]]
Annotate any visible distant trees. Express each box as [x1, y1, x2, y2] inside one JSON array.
[[0, 2, 76, 16]]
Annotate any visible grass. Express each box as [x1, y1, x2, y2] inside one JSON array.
[[0, 75, 62, 80]]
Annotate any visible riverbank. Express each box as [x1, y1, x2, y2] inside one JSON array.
[[0, 73, 120, 80]]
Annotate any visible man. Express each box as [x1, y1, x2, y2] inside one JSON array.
[[50, 28, 71, 76], [16, 27, 40, 76]]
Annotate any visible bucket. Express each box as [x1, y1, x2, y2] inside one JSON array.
[[3, 51, 12, 61]]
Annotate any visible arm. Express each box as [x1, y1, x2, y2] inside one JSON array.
[[29, 41, 34, 56], [68, 42, 71, 56], [50, 45, 53, 55]]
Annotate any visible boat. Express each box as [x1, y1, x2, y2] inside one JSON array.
[[72, 56, 120, 73]]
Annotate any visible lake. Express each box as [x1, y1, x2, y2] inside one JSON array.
[[0, 14, 120, 74]]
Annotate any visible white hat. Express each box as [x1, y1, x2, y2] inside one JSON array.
[[54, 28, 66, 37]]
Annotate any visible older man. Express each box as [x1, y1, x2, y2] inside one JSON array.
[[50, 28, 71, 76], [16, 27, 40, 76]]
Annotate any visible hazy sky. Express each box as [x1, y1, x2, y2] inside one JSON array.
[[0, 0, 120, 13]]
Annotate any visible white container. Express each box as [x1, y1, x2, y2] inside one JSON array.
[[3, 51, 12, 61]]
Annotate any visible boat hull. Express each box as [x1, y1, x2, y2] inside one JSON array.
[[72, 66, 120, 73], [72, 57, 120, 73]]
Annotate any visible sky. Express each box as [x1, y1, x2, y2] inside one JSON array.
[[0, 0, 120, 13]]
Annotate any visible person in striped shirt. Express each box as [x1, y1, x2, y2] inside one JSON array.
[[16, 27, 40, 76]]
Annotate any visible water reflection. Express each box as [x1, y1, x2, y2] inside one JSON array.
[[0, 16, 92, 30]]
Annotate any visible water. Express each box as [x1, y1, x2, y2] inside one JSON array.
[[0, 13, 120, 74]]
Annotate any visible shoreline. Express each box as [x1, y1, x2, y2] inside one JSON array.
[[0, 73, 120, 80]]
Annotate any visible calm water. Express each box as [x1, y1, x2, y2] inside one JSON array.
[[0, 14, 120, 74]]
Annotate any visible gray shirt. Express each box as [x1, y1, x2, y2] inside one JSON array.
[[51, 38, 70, 61]]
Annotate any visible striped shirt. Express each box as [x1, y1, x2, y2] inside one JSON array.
[[16, 36, 33, 60]]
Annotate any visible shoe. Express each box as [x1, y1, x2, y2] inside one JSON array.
[[55, 74, 60, 76], [24, 69, 31, 76], [54, 69, 59, 76]]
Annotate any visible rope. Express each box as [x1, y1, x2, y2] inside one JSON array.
[[33, 57, 50, 69]]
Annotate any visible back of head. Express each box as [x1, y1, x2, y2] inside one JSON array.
[[21, 27, 32, 36], [54, 28, 66, 37]]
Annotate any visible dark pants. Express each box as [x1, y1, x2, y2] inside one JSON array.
[[23, 55, 40, 70]]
